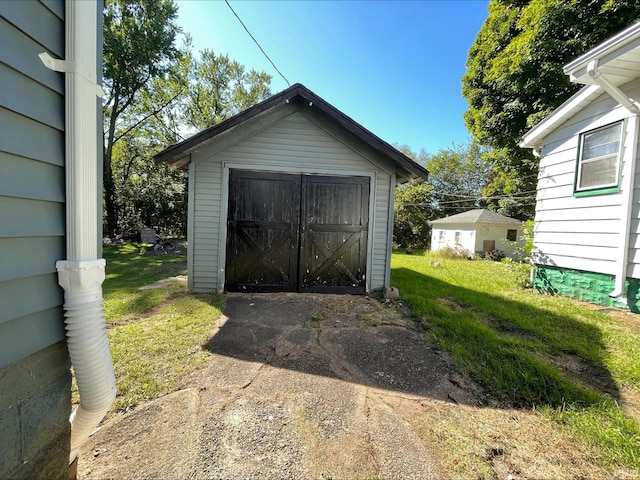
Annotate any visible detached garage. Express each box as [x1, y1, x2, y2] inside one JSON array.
[[155, 83, 428, 294]]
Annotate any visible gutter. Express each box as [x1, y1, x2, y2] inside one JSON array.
[[40, 0, 116, 463], [587, 60, 640, 114], [586, 60, 640, 299]]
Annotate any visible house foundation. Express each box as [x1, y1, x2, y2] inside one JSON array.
[[0, 341, 71, 479], [534, 265, 640, 312]]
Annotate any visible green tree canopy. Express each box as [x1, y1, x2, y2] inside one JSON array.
[[462, 0, 640, 219], [392, 143, 491, 248], [427, 142, 490, 216], [184, 50, 272, 131], [103, 0, 184, 236], [102, 1, 273, 238]]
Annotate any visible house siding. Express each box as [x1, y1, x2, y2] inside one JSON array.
[[533, 78, 640, 279], [190, 111, 393, 292], [0, 0, 66, 367], [0, 1, 71, 477]]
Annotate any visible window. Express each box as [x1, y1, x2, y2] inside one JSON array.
[[454, 231, 461, 244], [575, 121, 623, 194], [438, 230, 445, 242], [507, 229, 517, 241]]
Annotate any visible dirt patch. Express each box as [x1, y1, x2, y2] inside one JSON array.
[[546, 352, 619, 398], [137, 275, 187, 290], [78, 293, 637, 479]]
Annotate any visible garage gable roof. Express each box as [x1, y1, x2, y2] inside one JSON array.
[[154, 83, 429, 181], [429, 209, 522, 226]]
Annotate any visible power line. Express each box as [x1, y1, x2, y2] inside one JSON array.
[[225, 0, 291, 87]]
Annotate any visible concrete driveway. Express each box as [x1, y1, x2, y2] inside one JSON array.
[[78, 293, 481, 479]]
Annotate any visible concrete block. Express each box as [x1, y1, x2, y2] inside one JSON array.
[[384, 287, 399, 300], [0, 342, 71, 480]]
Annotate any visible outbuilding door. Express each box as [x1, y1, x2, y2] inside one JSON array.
[[225, 170, 369, 294]]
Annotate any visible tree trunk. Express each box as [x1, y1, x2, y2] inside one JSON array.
[[103, 166, 118, 237], [103, 91, 120, 237]]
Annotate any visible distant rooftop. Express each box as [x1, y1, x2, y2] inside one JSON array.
[[429, 209, 522, 225]]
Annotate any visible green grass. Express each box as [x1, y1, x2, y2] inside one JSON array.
[[95, 244, 224, 411], [391, 251, 640, 471]]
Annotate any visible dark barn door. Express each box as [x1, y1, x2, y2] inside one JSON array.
[[300, 176, 369, 293], [225, 170, 369, 294], [225, 171, 301, 292]]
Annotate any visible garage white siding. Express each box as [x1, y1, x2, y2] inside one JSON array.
[[189, 111, 393, 293], [533, 79, 640, 277]]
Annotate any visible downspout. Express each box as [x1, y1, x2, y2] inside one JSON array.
[[587, 60, 640, 300], [40, 0, 116, 463]]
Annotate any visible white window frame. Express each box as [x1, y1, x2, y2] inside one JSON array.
[[575, 121, 623, 193]]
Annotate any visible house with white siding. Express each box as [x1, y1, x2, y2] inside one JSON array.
[[521, 22, 640, 311], [155, 83, 429, 295], [429, 209, 523, 259]]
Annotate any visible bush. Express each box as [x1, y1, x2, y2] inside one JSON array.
[[501, 257, 532, 288], [428, 245, 472, 260], [483, 249, 505, 261]]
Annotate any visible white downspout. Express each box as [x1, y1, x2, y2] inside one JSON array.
[[609, 113, 639, 300], [587, 60, 640, 300], [41, 0, 116, 463]]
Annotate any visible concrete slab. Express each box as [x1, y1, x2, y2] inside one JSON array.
[[78, 293, 484, 479]]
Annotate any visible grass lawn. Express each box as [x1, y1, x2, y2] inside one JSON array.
[[391, 249, 640, 471], [97, 244, 224, 411]]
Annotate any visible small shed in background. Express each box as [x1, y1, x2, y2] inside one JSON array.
[[429, 209, 523, 258], [155, 83, 429, 294]]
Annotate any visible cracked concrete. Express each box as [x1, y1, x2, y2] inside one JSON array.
[[78, 293, 484, 479]]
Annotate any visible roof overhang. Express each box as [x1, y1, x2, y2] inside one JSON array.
[[565, 22, 640, 87], [154, 83, 429, 182], [521, 22, 640, 149]]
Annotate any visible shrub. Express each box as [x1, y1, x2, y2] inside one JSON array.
[[483, 249, 505, 261], [428, 245, 472, 260], [501, 257, 533, 288]]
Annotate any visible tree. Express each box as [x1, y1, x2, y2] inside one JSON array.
[[427, 142, 491, 216], [184, 50, 272, 131], [392, 146, 433, 248], [462, 0, 640, 219], [102, 0, 273, 238], [394, 179, 435, 249], [103, 0, 183, 236]]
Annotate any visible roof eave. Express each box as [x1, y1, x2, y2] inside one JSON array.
[[520, 84, 601, 149], [564, 22, 640, 83], [521, 22, 640, 149]]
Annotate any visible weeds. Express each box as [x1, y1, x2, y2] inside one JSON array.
[[307, 313, 323, 328]]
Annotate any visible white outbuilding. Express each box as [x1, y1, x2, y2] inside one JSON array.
[[429, 209, 523, 259]]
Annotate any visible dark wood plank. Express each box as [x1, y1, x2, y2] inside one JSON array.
[[300, 175, 369, 293], [225, 170, 301, 292]]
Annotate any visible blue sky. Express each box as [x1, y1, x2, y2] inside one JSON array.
[[175, 0, 489, 156]]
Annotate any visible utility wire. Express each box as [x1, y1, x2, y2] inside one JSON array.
[[225, 0, 291, 87]]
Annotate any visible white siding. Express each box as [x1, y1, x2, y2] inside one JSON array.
[[533, 78, 640, 278], [190, 111, 394, 292]]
